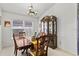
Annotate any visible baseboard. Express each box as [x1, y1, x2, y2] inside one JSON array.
[[58, 48, 77, 56]]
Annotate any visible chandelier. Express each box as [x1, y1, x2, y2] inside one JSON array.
[[27, 4, 38, 16]]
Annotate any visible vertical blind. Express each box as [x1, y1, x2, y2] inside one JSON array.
[[13, 20, 23, 27]]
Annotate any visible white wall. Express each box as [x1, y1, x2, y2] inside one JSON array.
[[1, 11, 38, 48], [40, 3, 77, 55]]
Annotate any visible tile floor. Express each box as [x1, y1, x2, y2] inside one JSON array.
[[0, 47, 75, 56]]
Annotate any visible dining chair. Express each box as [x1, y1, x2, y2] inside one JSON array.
[[28, 35, 50, 56]]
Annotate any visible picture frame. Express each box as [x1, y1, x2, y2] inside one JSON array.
[[4, 21, 11, 27]]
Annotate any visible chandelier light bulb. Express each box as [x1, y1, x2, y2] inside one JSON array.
[[27, 4, 38, 16]]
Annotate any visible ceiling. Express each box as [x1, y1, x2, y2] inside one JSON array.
[[0, 3, 55, 18]]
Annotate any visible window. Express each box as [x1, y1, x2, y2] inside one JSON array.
[[13, 20, 32, 27], [12, 20, 32, 36], [13, 20, 23, 27], [24, 21, 32, 27]]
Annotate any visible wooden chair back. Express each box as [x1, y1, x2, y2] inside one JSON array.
[[13, 32, 27, 56], [13, 33, 19, 56], [36, 35, 50, 56], [19, 32, 26, 39]]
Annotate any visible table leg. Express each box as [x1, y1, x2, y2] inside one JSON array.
[[26, 48, 28, 56]]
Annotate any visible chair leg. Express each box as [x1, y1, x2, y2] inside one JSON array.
[[21, 49, 25, 54], [15, 50, 17, 56], [14, 49, 17, 56], [26, 49, 28, 56]]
